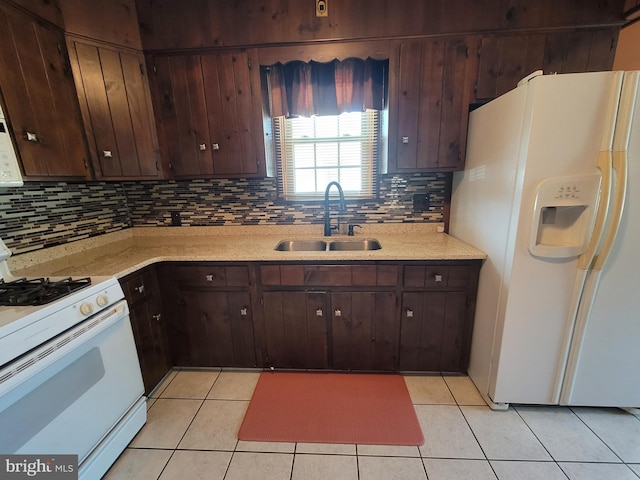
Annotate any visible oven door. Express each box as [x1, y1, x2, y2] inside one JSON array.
[[0, 300, 144, 463]]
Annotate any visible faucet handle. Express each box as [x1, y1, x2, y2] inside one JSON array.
[[348, 224, 362, 236]]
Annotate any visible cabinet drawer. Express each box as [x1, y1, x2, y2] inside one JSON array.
[[174, 265, 250, 287], [403, 265, 470, 289], [122, 269, 156, 305], [261, 265, 398, 287]]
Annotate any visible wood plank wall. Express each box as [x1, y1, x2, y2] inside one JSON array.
[[135, 0, 625, 51]]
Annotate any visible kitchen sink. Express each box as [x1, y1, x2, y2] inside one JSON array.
[[274, 240, 328, 251], [328, 239, 382, 251], [274, 239, 382, 251]]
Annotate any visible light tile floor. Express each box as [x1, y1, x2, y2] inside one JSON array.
[[104, 369, 640, 480]]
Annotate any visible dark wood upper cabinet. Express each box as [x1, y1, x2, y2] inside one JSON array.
[[147, 49, 265, 178], [477, 29, 619, 100], [68, 39, 161, 180], [0, 2, 90, 180], [391, 37, 478, 172]]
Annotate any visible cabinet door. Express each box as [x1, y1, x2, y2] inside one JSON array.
[[330, 291, 398, 371], [399, 291, 468, 372], [262, 291, 328, 369], [202, 50, 261, 176], [0, 4, 89, 179], [69, 40, 161, 179], [150, 54, 212, 177], [395, 37, 477, 171], [476, 29, 618, 100], [129, 297, 171, 394], [178, 290, 256, 367], [148, 50, 264, 178]]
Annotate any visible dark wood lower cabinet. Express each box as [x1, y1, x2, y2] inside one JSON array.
[[120, 266, 171, 394], [129, 260, 480, 391], [129, 298, 171, 393], [262, 291, 329, 369], [330, 291, 398, 371], [177, 289, 256, 367], [399, 291, 469, 372]]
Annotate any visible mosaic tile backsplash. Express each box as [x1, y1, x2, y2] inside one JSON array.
[[0, 182, 130, 254], [0, 173, 447, 254], [124, 173, 447, 227]]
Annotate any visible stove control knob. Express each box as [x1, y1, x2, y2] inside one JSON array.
[[80, 302, 94, 316], [96, 295, 109, 307]]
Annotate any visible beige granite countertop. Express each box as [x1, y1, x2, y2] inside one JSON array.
[[8, 224, 486, 279]]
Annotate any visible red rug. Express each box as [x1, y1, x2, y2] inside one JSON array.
[[238, 372, 424, 445]]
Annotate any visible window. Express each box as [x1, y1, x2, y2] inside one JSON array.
[[274, 110, 380, 200]]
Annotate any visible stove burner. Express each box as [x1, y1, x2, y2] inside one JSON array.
[[0, 277, 92, 306]]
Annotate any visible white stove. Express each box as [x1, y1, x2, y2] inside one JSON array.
[[0, 238, 124, 366], [0, 237, 146, 480]]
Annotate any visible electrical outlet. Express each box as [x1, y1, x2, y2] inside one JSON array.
[[316, 0, 328, 17], [412, 193, 430, 212], [170, 211, 182, 226]]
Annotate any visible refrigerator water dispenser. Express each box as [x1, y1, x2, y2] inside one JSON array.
[[529, 175, 601, 258]]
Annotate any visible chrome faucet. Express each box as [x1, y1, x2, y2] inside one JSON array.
[[324, 181, 347, 236]]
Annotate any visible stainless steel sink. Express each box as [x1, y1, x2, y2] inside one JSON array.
[[274, 240, 327, 251], [328, 239, 382, 251], [274, 238, 382, 252]]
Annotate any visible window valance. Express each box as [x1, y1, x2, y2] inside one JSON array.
[[264, 57, 388, 118]]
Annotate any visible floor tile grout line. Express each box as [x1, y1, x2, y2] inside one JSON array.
[[222, 446, 238, 480], [568, 406, 627, 464], [511, 404, 559, 465]]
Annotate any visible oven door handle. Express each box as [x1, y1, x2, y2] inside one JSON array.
[[0, 301, 128, 396]]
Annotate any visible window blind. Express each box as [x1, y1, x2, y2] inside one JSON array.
[[275, 110, 379, 201]]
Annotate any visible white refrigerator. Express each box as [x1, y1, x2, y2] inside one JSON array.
[[449, 70, 640, 409]]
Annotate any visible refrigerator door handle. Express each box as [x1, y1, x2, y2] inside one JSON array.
[[592, 151, 628, 271], [592, 71, 638, 271], [575, 72, 624, 270], [575, 152, 612, 271]]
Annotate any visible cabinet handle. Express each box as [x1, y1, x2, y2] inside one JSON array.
[[406, 308, 414, 318], [334, 309, 342, 317], [199, 143, 207, 151], [152, 313, 162, 322], [103, 150, 113, 158], [205, 274, 215, 281], [212, 143, 220, 151], [316, 308, 323, 317], [134, 285, 145, 294], [26, 132, 38, 142], [240, 308, 248, 316], [402, 136, 409, 144], [434, 274, 443, 282]]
